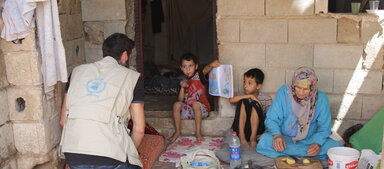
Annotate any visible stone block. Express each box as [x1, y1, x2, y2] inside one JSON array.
[[7, 87, 43, 121], [218, 43, 265, 68], [333, 70, 383, 94], [217, 19, 239, 43], [0, 52, 9, 88], [58, 0, 71, 14], [0, 89, 9, 125], [219, 98, 236, 117], [81, 0, 126, 21], [13, 122, 48, 154], [58, 15, 68, 40], [85, 47, 103, 63], [266, 44, 313, 68], [266, 0, 315, 16], [0, 33, 37, 52], [70, 0, 81, 14], [84, 22, 104, 45], [64, 14, 83, 41], [315, 0, 328, 14], [4, 51, 42, 86], [240, 20, 287, 43], [0, 158, 17, 169], [362, 95, 384, 119], [328, 94, 362, 119], [337, 17, 360, 44], [314, 44, 363, 69], [104, 21, 127, 39], [363, 45, 384, 70], [362, 20, 384, 44], [260, 69, 286, 93], [16, 148, 56, 169], [64, 38, 85, 67], [289, 19, 337, 43], [0, 123, 16, 163], [217, 0, 264, 16], [314, 69, 334, 93]]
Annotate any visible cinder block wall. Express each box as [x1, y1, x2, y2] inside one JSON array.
[[0, 0, 85, 168], [81, 0, 137, 69], [216, 0, 384, 136]]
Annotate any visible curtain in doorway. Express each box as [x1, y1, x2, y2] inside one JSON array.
[[167, 0, 214, 65]]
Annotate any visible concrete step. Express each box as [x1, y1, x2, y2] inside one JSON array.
[[145, 111, 232, 138]]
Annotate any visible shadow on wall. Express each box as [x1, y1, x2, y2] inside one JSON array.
[[333, 15, 384, 133]]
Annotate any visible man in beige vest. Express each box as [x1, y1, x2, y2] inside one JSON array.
[[59, 33, 145, 169]]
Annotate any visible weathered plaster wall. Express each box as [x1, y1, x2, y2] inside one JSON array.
[[81, 0, 137, 69], [216, 0, 384, 136], [0, 0, 85, 168]]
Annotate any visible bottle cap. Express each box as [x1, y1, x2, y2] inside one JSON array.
[[232, 131, 236, 135]]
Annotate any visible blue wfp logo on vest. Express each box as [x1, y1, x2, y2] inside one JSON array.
[[86, 78, 106, 97]]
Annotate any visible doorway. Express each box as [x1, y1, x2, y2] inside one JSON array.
[[137, 0, 218, 111]]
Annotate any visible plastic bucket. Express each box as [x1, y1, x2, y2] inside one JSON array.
[[327, 147, 360, 169]]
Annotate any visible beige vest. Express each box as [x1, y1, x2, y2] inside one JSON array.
[[59, 56, 142, 167]]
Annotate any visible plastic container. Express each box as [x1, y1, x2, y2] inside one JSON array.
[[229, 131, 241, 169], [327, 147, 360, 169]]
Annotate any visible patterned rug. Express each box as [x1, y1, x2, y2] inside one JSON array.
[[159, 136, 223, 163]]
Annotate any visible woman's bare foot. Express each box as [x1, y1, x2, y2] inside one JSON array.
[[196, 134, 204, 142], [168, 132, 180, 142], [250, 141, 257, 148]]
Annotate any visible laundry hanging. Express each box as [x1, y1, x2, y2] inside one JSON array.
[[1, 0, 68, 98]]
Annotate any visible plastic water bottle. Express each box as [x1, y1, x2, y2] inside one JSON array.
[[229, 131, 241, 169]]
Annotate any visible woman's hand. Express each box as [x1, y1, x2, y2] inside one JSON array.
[[307, 143, 320, 156], [273, 135, 286, 152]]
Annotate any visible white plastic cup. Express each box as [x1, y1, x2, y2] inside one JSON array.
[[328, 147, 360, 169], [369, 0, 380, 10]]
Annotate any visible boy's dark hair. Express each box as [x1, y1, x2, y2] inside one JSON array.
[[180, 53, 198, 65], [102, 33, 135, 61], [244, 68, 264, 84]]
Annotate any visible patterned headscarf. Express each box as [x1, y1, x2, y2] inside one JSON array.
[[287, 67, 318, 143]]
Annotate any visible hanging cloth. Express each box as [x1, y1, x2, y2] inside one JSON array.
[[1, 0, 68, 98]]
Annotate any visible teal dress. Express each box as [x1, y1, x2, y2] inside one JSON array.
[[256, 85, 342, 159]]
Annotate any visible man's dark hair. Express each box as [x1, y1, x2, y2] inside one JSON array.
[[102, 33, 135, 61], [180, 53, 198, 65], [244, 68, 264, 84]]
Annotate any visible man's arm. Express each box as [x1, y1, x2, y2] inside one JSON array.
[[130, 103, 145, 148], [60, 93, 67, 127]]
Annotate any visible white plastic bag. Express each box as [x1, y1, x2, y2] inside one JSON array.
[[357, 149, 381, 169], [180, 149, 222, 169]]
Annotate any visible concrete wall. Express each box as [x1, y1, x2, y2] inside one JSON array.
[[216, 0, 384, 136], [0, 0, 85, 168], [81, 0, 137, 69]]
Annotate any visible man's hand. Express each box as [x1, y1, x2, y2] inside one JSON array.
[[307, 143, 320, 156], [273, 135, 286, 152], [249, 95, 261, 105]]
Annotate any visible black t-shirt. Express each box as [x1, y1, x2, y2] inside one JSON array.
[[64, 74, 144, 166]]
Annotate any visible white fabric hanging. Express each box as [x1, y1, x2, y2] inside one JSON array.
[[1, 0, 68, 97]]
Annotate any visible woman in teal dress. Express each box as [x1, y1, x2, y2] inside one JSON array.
[[256, 67, 342, 159]]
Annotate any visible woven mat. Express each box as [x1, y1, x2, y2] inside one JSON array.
[[159, 136, 223, 163]]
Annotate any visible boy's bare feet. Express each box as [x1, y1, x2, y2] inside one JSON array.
[[196, 134, 204, 142], [250, 141, 257, 148], [240, 139, 250, 147], [168, 132, 180, 142]]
